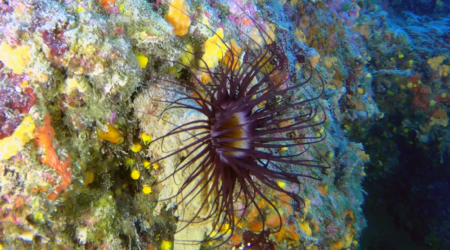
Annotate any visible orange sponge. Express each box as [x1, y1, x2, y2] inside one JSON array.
[[164, 0, 191, 36], [36, 114, 72, 200]]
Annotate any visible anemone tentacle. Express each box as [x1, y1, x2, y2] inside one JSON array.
[[139, 3, 328, 247]]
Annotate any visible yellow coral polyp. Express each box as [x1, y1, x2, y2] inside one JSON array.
[[84, 171, 95, 186], [276, 180, 286, 189], [125, 157, 136, 167], [161, 240, 173, 250], [0, 41, 32, 74], [97, 125, 124, 144], [219, 223, 231, 234], [142, 185, 152, 194], [143, 159, 151, 169], [0, 116, 35, 160], [199, 28, 228, 69], [130, 142, 142, 152], [164, 0, 191, 36], [141, 132, 152, 145], [131, 169, 140, 180], [136, 54, 148, 68], [209, 223, 231, 238]]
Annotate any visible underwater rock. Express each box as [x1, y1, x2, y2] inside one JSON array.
[[0, 0, 378, 248]]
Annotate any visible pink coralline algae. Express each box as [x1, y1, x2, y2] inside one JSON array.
[[0, 72, 36, 139], [42, 23, 69, 66], [227, 2, 263, 31]]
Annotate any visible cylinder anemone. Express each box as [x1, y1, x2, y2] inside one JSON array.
[[149, 21, 327, 247]]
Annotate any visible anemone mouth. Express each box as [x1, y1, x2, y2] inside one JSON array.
[[211, 108, 253, 156]]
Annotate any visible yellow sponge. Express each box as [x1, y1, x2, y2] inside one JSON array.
[[96, 125, 124, 144], [0, 116, 35, 160], [0, 41, 32, 74], [299, 221, 312, 236], [200, 28, 228, 69], [165, 0, 191, 36]]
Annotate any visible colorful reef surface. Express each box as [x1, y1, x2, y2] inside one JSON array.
[[0, 0, 448, 249]]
